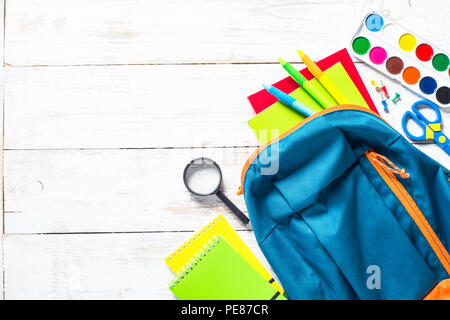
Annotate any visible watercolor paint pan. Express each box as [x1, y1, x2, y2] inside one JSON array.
[[351, 12, 450, 110]]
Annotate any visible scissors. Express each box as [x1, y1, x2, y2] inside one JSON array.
[[402, 100, 450, 155]]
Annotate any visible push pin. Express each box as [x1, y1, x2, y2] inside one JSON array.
[[381, 99, 389, 112], [371, 80, 381, 92], [391, 92, 401, 104], [380, 81, 390, 99]]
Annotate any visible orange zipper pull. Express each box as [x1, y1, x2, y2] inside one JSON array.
[[237, 185, 243, 195], [368, 151, 410, 179]]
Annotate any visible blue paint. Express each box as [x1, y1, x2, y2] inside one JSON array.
[[365, 14, 384, 32], [419, 77, 438, 95]]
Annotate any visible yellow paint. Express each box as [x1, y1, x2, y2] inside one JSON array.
[[429, 123, 441, 131], [439, 136, 446, 143], [399, 33, 417, 52]]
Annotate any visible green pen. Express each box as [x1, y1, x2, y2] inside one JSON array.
[[277, 57, 336, 109]]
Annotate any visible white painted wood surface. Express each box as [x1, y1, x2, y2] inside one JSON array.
[[0, 0, 4, 301], [4, 0, 450, 65], [1, 0, 449, 300], [4, 63, 450, 151], [4, 148, 253, 234], [4, 63, 449, 156], [3, 231, 270, 299]]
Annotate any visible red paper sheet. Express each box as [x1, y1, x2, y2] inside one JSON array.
[[248, 48, 378, 115]]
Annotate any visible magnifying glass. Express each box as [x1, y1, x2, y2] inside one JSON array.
[[183, 157, 250, 225]]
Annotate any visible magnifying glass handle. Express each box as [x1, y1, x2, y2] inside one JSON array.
[[216, 191, 250, 225]]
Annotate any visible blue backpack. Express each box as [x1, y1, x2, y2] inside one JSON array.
[[238, 105, 450, 300]]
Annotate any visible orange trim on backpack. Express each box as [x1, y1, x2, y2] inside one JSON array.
[[237, 105, 388, 195], [366, 151, 450, 276], [368, 152, 410, 179], [424, 279, 450, 300]]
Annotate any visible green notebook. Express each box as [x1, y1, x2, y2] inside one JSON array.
[[169, 235, 286, 300]]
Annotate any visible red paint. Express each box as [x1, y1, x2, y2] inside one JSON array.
[[415, 43, 434, 62]]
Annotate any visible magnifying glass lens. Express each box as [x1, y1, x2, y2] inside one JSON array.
[[183, 157, 250, 225], [184, 158, 221, 196]]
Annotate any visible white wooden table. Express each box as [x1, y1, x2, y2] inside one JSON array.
[[0, 0, 449, 299]]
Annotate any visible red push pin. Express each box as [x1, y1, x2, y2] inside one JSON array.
[[380, 81, 390, 99]]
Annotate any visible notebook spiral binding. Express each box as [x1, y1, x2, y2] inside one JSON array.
[[170, 236, 221, 288], [166, 216, 223, 271]]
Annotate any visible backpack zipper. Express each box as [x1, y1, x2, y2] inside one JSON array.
[[366, 150, 450, 275]]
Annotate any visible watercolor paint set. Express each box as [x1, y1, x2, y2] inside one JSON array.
[[351, 12, 450, 109]]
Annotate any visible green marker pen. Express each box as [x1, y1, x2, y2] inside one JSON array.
[[277, 57, 336, 109]]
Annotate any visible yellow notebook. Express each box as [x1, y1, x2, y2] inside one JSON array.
[[165, 215, 283, 293]]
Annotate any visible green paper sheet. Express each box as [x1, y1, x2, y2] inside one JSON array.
[[169, 235, 286, 300], [249, 62, 369, 144]]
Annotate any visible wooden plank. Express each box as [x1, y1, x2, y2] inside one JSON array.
[[0, 238, 3, 300], [5, 63, 450, 150], [4, 142, 448, 235], [2, 231, 275, 299], [0, 236, 3, 300], [4, 147, 253, 234], [0, 234, 2, 299], [4, 0, 450, 66], [0, 0, 4, 301], [3, 64, 263, 149]]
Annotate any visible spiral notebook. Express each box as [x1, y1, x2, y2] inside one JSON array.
[[165, 215, 283, 293], [169, 235, 287, 300]]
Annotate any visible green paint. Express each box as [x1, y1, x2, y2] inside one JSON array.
[[352, 37, 371, 55], [432, 53, 449, 72]]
